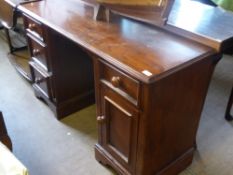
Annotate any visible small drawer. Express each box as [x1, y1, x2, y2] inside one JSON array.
[[27, 34, 49, 70], [24, 14, 44, 41], [29, 61, 52, 99], [99, 60, 140, 106]]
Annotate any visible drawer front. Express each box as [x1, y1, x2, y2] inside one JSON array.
[[27, 34, 49, 70], [24, 14, 44, 41], [29, 61, 52, 99], [99, 60, 140, 106]]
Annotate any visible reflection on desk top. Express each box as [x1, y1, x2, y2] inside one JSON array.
[[167, 0, 233, 51], [18, 0, 215, 83], [5, 0, 42, 8]]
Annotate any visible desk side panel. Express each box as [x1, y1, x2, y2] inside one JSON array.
[[136, 54, 221, 175]]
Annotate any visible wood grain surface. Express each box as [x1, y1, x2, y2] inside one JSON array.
[[18, 0, 215, 83]]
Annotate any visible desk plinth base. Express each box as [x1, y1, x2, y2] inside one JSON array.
[[33, 85, 95, 120], [95, 143, 195, 175]]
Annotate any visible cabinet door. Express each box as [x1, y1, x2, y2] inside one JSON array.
[[99, 85, 139, 174]]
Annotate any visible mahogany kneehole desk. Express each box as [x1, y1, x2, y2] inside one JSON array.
[[18, 0, 223, 174]]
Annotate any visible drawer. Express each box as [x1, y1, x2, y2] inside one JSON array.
[[27, 34, 49, 70], [24, 14, 44, 41], [29, 61, 52, 99], [99, 60, 140, 106]]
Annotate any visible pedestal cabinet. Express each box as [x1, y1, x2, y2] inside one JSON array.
[[95, 60, 140, 174], [23, 14, 95, 119], [94, 54, 220, 175]]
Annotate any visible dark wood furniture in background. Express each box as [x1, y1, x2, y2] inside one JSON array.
[[0, 0, 32, 53], [0, 0, 41, 81], [0, 0, 29, 80], [0, 0, 18, 52], [225, 87, 233, 121], [0, 111, 12, 151]]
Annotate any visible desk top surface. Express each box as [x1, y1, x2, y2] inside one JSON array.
[[18, 0, 215, 83]]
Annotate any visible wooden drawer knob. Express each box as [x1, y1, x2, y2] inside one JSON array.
[[33, 49, 40, 56], [97, 116, 105, 123], [111, 76, 121, 88], [28, 23, 36, 30]]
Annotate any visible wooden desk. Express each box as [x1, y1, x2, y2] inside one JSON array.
[[14, 0, 232, 174]]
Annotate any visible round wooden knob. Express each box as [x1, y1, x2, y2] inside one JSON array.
[[28, 23, 36, 30], [97, 116, 105, 123], [111, 76, 121, 87], [33, 49, 40, 56]]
